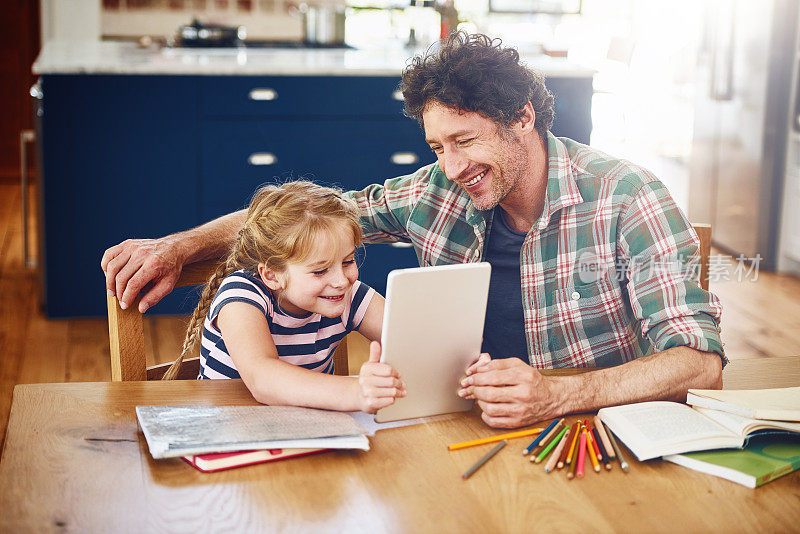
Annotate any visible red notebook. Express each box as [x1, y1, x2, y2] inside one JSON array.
[[183, 448, 327, 472]]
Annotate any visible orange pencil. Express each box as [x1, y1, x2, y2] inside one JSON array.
[[585, 427, 601, 473], [576, 430, 587, 478], [556, 422, 577, 469], [565, 421, 582, 466]]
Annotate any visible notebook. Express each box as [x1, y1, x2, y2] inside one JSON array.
[[183, 448, 327, 472], [664, 433, 800, 488]]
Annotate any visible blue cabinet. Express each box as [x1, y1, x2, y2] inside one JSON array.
[[39, 73, 591, 318]]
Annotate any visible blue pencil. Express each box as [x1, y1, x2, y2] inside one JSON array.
[[523, 419, 558, 455]]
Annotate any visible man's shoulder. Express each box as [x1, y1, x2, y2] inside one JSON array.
[[558, 137, 665, 198]]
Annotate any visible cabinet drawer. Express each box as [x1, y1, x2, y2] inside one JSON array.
[[201, 76, 406, 118], [200, 118, 432, 220]]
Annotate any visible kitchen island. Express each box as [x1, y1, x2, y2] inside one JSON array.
[[33, 41, 594, 317]]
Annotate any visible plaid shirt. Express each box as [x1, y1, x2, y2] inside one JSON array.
[[345, 133, 725, 369]]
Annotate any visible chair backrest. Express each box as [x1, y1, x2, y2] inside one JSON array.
[[107, 259, 350, 381]]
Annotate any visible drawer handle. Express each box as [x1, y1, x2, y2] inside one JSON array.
[[249, 88, 278, 101], [390, 152, 419, 165], [391, 90, 404, 101], [390, 242, 413, 248], [248, 152, 277, 166]]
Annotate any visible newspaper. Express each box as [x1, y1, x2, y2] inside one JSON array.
[[136, 405, 369, 459]]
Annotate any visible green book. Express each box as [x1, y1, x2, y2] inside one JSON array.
[[664, 434, 800, 488]]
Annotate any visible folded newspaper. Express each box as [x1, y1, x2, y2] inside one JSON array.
[[136, 405, 369, 459]]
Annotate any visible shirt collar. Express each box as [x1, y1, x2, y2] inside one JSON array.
[[537, 132, 584, 231]]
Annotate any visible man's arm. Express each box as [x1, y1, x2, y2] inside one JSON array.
[[100, 209, 246, 313], [458, 347, 722, 428]]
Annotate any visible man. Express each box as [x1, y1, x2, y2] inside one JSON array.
[[102, 33, 724, 428]]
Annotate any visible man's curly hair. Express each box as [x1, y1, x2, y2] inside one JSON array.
[[400, 32, 555, 139]]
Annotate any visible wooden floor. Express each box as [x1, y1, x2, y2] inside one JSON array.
[[1, 180, 799, 449]]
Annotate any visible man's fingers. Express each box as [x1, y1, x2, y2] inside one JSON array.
[[468, 385, 513, 403], [104, 248, 132, 295], [462, 367, 526, 388], [100, 242, 124, 273], [480, 411, 521, 429], [139, 274, 179, 313], [465, 353, 491, 375]]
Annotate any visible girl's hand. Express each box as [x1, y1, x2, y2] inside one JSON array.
[[356, 341, 406, 414]]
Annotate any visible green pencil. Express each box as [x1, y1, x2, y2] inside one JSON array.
[[532, 426, 568, 463]]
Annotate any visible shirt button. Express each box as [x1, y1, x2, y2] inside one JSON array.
[[571, 291, 580, 301]]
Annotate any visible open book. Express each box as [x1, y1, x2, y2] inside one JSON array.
[[136, 405, 369, 459], [687, 387, 800, 422], [597, 401, 800, 461]]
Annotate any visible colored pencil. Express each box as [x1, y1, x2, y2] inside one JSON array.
[[590, 426, 612, 470], [534, 426, 568, 464], [567, 428, 580, 480], [523, 419, 558, 455], [447, 428, 543, 451], [533, 419, 564, 455], [545, 429, 570, 472], [584, 420, 603, 461], [565, 421, 582, 466], [462, 440, 507, 480], [576, 430, 587, 478], [593, 415, 615, 459], [585, 427, 600, 472], [591, 426, 607, 460], [556, 422, 577, 469], [605, 424, 630, 473]]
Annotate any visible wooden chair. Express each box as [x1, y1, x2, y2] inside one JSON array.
[[106, 259, 351, 381], [693, 223, 711, 291]]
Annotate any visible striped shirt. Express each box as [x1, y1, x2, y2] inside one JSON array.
[[199, 270, 375, 379], [344, 132, 725, 369]]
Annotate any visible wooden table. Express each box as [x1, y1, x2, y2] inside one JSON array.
[[2, 357, 799, 532]]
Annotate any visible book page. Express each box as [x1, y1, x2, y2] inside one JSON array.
[[616, 403, 733, 443], [688, 387, 800, 420], [696, 407, 800, 436]]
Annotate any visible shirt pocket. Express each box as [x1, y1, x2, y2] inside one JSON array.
[[548, 274, 630, 365]]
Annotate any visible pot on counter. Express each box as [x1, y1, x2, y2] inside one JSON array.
[[175, 18, 246, 47], [290, 4, 346, 46]]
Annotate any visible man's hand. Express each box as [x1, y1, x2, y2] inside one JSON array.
[[355, 341, 406, 413], [100, 237, 186, 313], [458, 357, 563, 428]]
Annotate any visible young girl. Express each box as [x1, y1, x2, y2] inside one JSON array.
[[164, 181, 405, 414]]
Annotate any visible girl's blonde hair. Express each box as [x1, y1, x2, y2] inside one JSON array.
[[162, 180, 362, 380]]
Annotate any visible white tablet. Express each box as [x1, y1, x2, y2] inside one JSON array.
[[375, 262, 491, 423]]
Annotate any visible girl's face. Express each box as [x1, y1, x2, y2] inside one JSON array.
[[260, 224, 359, 318]]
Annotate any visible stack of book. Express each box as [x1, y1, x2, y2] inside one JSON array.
[[598, 387, 800, 487], [136, 405, 370, 472]]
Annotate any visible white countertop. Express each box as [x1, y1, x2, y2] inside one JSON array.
[[33, 40, 595, 78]]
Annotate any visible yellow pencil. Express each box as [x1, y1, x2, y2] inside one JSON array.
[[585, 428, 601, 472], [447, 427, 543, 451], [564, 421, 582, 466]]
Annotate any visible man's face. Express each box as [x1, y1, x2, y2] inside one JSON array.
[[423, 102, 530, 211]]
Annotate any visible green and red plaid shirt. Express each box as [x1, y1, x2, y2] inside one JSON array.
[[345, 133, 725, 368]]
